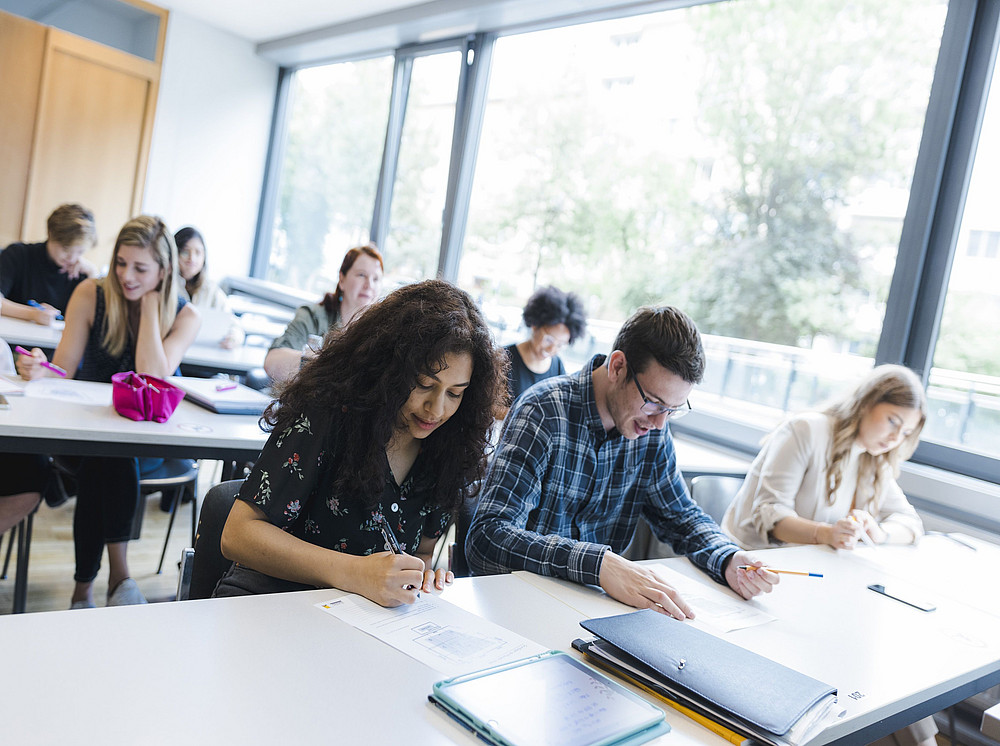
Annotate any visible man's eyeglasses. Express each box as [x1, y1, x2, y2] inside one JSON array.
[[631, 373, 691, 420]]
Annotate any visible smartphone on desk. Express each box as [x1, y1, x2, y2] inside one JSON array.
[[867, 583, 936, 612]]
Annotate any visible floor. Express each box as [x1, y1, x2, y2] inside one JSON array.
[[0, 461, 225, 615]]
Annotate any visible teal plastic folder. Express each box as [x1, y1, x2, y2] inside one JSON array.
[[429, 650, 670, 746]]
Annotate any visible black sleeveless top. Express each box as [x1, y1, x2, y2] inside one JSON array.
[[77, 284, 187, 383]]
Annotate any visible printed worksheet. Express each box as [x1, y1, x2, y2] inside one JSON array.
[[317, 593, 547, 676], [648, 563, 775, 632]]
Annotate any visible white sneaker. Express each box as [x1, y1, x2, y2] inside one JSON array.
[[70, 599, 96, 610], [107, 578, 147, 606]]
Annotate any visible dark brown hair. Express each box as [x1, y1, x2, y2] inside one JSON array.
[[267, 279, 508, 511], [321, 244, 384, 319]]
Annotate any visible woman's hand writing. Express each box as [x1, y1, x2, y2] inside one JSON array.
[[15, 347, 47, 381], [352, 551, 426, 607]]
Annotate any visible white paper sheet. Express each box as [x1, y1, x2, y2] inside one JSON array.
[[316, 592, 547, 676], [648, 563, 776, 632]]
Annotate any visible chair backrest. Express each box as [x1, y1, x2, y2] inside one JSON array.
[[188, 479, 242, 600], [689, 475, 746, 524]]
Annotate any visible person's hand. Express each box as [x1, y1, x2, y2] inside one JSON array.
[[354, 551, 426, 607], [219, 333, 238, 350], [61, 257, 97, 280], [849, 509, 886, 544], [15, 347, 47, 381], [140, 290, 161, 317], [599, 550, 694, 619], [819, 517, 862, 550], [725, 552, 780, 599], [420, 567, 454, 595], [29, 302, 60, 326]]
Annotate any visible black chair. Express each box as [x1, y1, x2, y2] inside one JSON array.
[[176, 479, 242, 601]]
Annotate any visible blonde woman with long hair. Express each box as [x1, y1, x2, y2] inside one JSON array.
[[17, 216, 200, 609], [721, 366, 934, 746], [722, 364, 927, 550]]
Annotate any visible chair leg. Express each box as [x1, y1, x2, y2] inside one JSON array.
[[2, 527, 14, 579], [13, 514, 33, 614], [157, 487, 182, 575], [189, 490, 198, 548]]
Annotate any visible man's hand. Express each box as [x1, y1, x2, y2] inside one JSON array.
[[60, 257, 97, 280], [598, 550, 694, 620], [724, 552, 780, 599]]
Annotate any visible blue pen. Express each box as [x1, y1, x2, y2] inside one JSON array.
[[27, 299, 64, 321]]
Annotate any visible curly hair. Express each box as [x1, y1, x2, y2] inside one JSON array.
[[823, 364, 926, 510], [265, 279, 508, 513], [521, 285, 588, 343]]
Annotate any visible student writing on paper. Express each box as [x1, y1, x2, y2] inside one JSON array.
[[501, 285, 588, 418], [17, 216, 201, 609], [721, 365, 926, 551], [467, 306, 778, 619], [216, 281, 507, 607], [0, 203, 99, 325], [263, 244, 384, 384], [720, 365, 934, 746], [175, 226, 245, 349]]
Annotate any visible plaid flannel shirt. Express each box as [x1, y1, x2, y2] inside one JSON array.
[[467, 355, 738, 587]]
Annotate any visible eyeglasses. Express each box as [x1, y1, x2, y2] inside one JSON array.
[[631, 373, 691, 419], [542, 333, 568, 352]]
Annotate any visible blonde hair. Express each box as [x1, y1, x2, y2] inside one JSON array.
[[101, 216, 179, 357], [823, 364, 927, 512], [47, 203, 96, 248]]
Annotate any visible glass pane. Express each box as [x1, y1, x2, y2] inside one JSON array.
[[383, 51, 462, 288], [927, 53, 1000, 459], [267, 57, 393, 294], [460, 0, 946, 422]]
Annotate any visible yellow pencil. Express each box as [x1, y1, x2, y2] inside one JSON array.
[[738, 565, 823, 577], [581, 651, 752, 746]]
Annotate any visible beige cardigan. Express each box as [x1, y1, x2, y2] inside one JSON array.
[[721, 412, 923, 549]]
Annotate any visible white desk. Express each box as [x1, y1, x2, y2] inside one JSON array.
[[517, 543, 1000, 745], [0, 315, 267, 377], [0, 378, 267, 461]]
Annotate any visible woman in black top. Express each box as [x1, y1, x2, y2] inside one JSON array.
[[17, 216, 200, 609], [216, 280, 507, 606], [502, 286, 587, 413]]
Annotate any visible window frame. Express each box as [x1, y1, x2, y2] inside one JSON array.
[[252, 0, 1000, 497]]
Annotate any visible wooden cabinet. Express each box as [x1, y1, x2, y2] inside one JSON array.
[[0, 2, 166, 262]]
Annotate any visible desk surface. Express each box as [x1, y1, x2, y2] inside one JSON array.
[[519, 541, 1000, 746], [0, 315, 267, 376], [1, 542, 996, 745], [0, 378, 267, 460]]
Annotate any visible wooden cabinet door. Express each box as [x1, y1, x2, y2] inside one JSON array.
[[23, 29, 161, 262]]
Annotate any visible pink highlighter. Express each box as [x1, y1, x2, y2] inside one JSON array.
[[14, 346, 67, 377]]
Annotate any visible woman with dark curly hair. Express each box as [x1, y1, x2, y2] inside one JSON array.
[[216, 280, 508, 606], [504, 285, 587, 407]]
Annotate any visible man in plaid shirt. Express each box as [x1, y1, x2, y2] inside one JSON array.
[[467, 306, 777, 618]]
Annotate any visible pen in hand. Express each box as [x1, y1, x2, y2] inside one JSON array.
[[738, 565, 824, 578], [14, 346, 67, 377], [849, 514, 877, 548], [27, 299, 64, 321], [380, 519, 417, 591]]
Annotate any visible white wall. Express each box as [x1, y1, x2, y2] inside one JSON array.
[[143, 10, 277, 278]]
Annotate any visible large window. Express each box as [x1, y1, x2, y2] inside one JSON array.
[[255, 0, 1000, 494], [460, 0, 947, 425], [267, 57, 393, 295], [926, 50, 1000, 458]]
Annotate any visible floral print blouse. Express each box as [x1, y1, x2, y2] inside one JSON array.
[[237, 407, 452, 556]]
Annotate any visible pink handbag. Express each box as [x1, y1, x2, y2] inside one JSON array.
[[111, 372, 185, 423]]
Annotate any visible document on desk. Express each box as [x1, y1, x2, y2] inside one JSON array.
[[647, 563, 775, 632], [23, 378, 108, 405], [317, 593, 547, 676]]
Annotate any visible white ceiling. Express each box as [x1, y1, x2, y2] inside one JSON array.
[[151, 0, 430, 43]]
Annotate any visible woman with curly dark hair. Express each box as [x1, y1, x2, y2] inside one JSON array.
[[216, 280, 507, 606], [504, 285, 587, 408]]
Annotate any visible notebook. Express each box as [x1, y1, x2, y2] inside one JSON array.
[[167, 376, 272, 415], [430, 650, 669, 746], [579, 610, 841, 746]]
